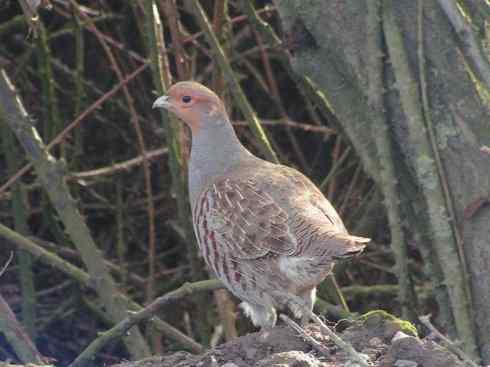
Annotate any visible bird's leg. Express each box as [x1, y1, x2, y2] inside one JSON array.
[[301, 287, 316, 326], [239, 301, 277, 330], [288, 288, 316, 326]]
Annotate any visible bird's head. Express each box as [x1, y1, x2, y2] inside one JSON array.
[[152, 81, 227, 133]]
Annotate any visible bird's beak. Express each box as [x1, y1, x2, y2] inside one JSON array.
[[152, 95, 170, 109]]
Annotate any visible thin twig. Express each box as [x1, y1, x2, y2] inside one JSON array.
[[0, 63, 149, 199], [53, 4, 147, 63], [0, 221, 203, 353], [419, 314, 479, 367], [69, 280, 223, 367], [71, 1, 157, 309], [284, 296, 370, 367], [233, 119, 335, 134], [0, 251, 14, 277], [0, 294, 45, 364], [338, 162, 362, 216], [70, 148, 168, 180], [162, 0, 190, 78], [319, 146, 351, 191], [280, 314, 331, 356], [0, 148, 168, 200], [436, 0, 490, 88], [252, 27, 308, 169], [308, 312, 370, 366], [188, 0, 279, 163], [0, 67, 151, 359], [327, 137, 343, 200]]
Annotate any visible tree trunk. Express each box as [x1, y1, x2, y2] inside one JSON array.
[[274, 0, 490, 362]]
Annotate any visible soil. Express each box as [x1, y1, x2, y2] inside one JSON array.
[[112, 312, 465, 367]]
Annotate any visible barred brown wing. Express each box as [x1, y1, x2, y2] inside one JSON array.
[[193, 177, 296, 262]]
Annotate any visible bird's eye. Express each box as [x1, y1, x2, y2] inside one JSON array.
[[182, 95, 192, 103]]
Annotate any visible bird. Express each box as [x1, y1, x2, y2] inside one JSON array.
[[153, 81, 369, 329]]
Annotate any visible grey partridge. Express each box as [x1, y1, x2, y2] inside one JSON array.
[[153, 81, 369, 328]]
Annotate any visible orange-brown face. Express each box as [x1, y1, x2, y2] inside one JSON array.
[[153, 81, 226, 133]]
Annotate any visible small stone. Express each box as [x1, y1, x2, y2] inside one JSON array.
[[394, 360, 418, 367], [392, 331, 411, 342], [245, 347, 258, 360], [221, 363, 239, 367], [344, 361, 363, 367], [369, 337, 383, 347], [344, 353, 370, 367], [209, 355, 219, 367], [255, 351, 321, 366]]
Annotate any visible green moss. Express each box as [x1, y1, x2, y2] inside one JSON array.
[[358, 310, 418, 337]]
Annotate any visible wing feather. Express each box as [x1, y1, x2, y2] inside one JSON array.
[[195, 173, 369, 263], [197, 177, 296, 260]]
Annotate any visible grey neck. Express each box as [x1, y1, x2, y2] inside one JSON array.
[[188, 117, 254, 207]]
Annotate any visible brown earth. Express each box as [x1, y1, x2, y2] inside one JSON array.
[[112, 312, 465, 367]]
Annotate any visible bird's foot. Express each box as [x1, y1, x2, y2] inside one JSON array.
[[258, 326, 273, 341], [300, 313, 311, 327]]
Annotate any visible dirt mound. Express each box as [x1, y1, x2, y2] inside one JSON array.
[[113, 312, 464, 367]]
